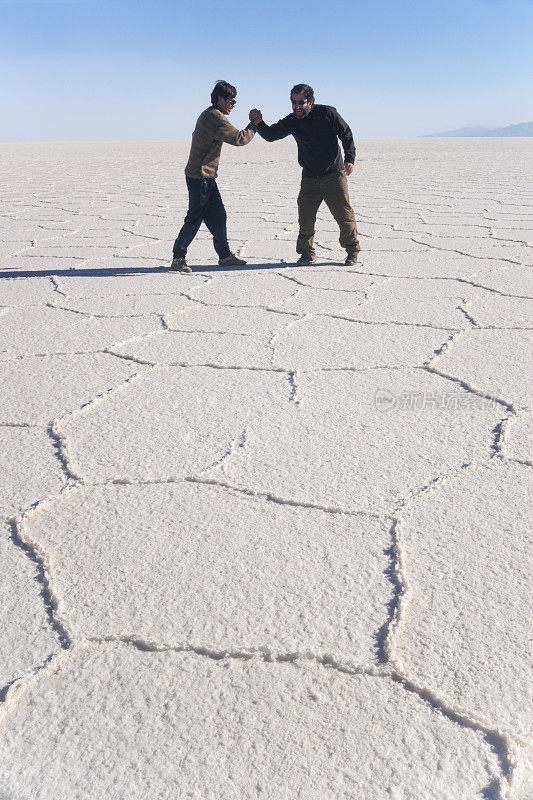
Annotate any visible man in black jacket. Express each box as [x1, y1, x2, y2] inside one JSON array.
[[250, 84, 360, 266]]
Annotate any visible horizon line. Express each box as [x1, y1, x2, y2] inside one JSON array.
[[2, 135, 533, 145]]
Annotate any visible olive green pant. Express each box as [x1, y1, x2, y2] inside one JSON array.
[[296, 170, 358, 257]]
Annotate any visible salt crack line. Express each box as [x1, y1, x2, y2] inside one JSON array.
[[0, 422, 38, 428], [85, 634, 388, 676], [46, 300, 175, 321], [424, 366, 519, 456], [169, 290, 303, 318], [325, 312, 461, 332], [424, 364, 520, 413], [277, 269, 383, 301], [49, 275, 68, 298], [378, 461, 528, 799], [57, 285, 207, 301], [0, 348, 127, 364], [498, 408, 533, 462], [8, 228, 82, 254], [52, 367, 154, 480], [106, 324, 167, 352], [110, 241, 160, 258], [313, 242, 340, 254], [387, 670, 521, 800], [423, 329, 467, 366], [48, 418, 85, 483], [488, 225, 533, 247], [348, 275, 394, 307], [103, 348, 159, 367], [455, 277, 533, 301], [186, 475, 386, 522], [163, 323, 260, 340], [381, 514, 411, 667], [299, 364, 418, 374], [288, 370, 303, 405], [409, 236, 524, 266], [291, 270, 530, 300], [457, 298, 482, 327], [275, 272, 316, 290], [507, 457, 533, 469], [282, 286, 310, 303], [194, 428, 249, 479], [44, 300, 106, 319], [6, 485, 81, 650], [121, 226, 161, 242], [174, 276, 217, 305], [106, 354, 296, 372], [159, 313, 171, 331], [393, 221, 493, 232], [2, 302, 59, 313], [471, 325, 533, 332], [383, 462, 485, 670], [0, 648, 78, 727], [49, 635, 520, 799], [85, 474, 386, 524], [268, 313, 311, 364]]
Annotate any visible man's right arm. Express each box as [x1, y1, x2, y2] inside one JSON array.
[[249, 110, 293, 142], [212, 109, 255, 147]]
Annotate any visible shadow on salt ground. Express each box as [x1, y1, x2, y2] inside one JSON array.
[[0, 260, 351, 280]]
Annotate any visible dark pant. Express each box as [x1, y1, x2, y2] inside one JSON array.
[[173, 176, 231, 259], [297, 170, 359, 257]]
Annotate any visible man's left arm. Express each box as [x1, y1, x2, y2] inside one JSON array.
[[329, 107, 356, 175]]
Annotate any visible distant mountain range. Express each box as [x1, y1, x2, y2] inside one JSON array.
[[421, 121, 533, 137]]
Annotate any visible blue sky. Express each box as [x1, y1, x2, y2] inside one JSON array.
[[1, 0, 532, 140]]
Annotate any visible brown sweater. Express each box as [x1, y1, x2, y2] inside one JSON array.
[[184, 107, 256, 179]]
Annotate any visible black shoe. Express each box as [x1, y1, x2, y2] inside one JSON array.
[[296, 254, 316, 266], [219, 253, 246, 266]]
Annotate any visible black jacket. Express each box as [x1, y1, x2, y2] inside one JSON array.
[[256, 104, 355, 178]]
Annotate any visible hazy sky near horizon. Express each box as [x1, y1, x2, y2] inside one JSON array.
[[1, 0, 532, 141]]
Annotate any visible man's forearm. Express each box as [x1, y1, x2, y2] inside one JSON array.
[[218, 117, 256, 146], [256, 120, 277, 142], [256, 119, 290, 142]]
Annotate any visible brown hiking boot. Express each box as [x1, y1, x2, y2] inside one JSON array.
[[345, 252, 359, 266], [171, 256, 192, 273], [296, 254, 316, 266]]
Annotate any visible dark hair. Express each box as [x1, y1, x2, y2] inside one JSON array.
[[290, 83, 314, 101], [211, 80, 237, 106]]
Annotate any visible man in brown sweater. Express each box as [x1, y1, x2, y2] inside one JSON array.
[[171, 80, 256, 273]]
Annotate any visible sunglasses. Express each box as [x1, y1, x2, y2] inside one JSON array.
[[291, 99, 308, 106], [227, 98, 237, 106]]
